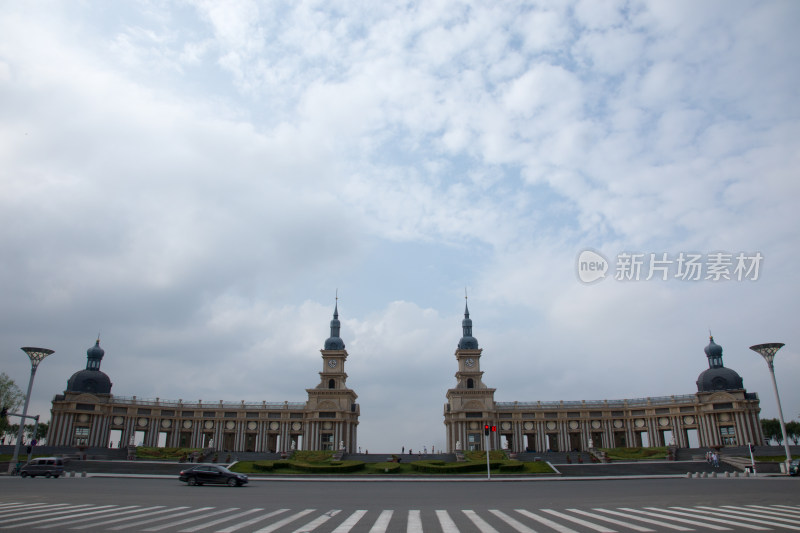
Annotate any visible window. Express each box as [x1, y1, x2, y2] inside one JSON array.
[[137, 408, 151, 415], [224, 412, 237, 418], [181, 411, 194, 417], [76, 403, 95, 411], [328, 379, 336, 389], [203, 411, 216, 418], [720, 426, 736, 445], [467, 378, 474, 389], [74, 427, 89, 447]]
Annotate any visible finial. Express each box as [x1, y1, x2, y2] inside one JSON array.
[[708, 328, 713, 341]]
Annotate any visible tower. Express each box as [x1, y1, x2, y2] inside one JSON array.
[[305, 301, 360, 452], [443, 301, 496, 452]]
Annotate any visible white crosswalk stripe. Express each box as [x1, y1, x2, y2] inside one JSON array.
[[435, 510, 459, 533], [623, 507, 731, 530], [592, 508, 693, 531], [179, 507, 264, 532], [407, 510, 423, 533], [142, 507, 241, 532], [694, 505, 800, 530], [541, 508, 616, 532], [1, 500, 799, 532], [567, 508, 655, 532], [330, 510, 367, 533], [462, 510, 500, 533], [368, 510, 393, 533], [487, 509, 537, 532]]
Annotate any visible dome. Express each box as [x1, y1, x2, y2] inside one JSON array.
[[704, 337, 723, 358], [67, 369, 112, 394], [696, 335, 743, 392], [696, 367, 743, 392], [324, 335, 345, 350]]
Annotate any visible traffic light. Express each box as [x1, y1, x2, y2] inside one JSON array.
[[484, 424, 490, 435], [491, 425, 497, 433]]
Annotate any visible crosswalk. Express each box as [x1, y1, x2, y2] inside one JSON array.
[[0, 501, 798, 532]]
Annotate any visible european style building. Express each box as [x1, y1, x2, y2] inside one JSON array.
[[47, 304, 359, 453], [443, 304, 764, 453]]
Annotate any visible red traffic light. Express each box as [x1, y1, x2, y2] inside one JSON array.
[[491, 425, 497, 432], [484, 424, 490, 435]]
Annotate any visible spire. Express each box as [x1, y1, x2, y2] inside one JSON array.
[[458, 295, 479, 350], [704, 334, 723, 368], [324, 293, 345, 350], [86, 338, 105, 371]]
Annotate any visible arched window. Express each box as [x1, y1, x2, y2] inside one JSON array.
[[328, 379, 336, 389], [467, 378, 474, 389]]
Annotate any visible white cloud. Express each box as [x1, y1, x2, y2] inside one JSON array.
[[1, 0, 799, 453]]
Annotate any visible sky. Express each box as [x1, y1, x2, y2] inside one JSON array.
[[1, 0, 799, 453]]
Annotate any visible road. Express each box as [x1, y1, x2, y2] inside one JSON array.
[[0, 476, 798, 532]]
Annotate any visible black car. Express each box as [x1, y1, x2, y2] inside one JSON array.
[[178, 465, 248, 486], [790, 459, 799, 476]]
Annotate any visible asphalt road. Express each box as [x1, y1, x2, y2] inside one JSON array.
[[1, 476, 798, 532]]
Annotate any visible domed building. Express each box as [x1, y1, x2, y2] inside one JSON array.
[[445, 308, 764, 452], [66, 339, 113, 395], [47, 304, 360, 452]]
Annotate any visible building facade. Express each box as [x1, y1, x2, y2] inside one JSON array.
[[444, 305, 764, 452], [47, 305, 359, 452]]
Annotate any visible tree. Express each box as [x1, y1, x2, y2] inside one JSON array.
[[761, 418, 781, 445], [786, 420, 800, 445], [0, 372, 24, 434]]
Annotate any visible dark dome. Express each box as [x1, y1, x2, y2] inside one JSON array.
[[324, 336, 345, 350], [67, 369, 112, 394], [458, 336, 479, 350], [704, 338, 723, 358], [696, 367, 743, 392]]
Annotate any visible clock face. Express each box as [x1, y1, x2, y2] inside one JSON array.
[[465, 358, 475, 368], [327, 359, 338, 368]]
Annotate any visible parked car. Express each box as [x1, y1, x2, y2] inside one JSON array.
[[19, 457, 64, 478], [178, 465, 248, 486], [790, 459, 799, 476]]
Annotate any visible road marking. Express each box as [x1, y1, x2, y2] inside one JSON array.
[[0, 504, 94, 526], [623, 507, 730, 530], [215, 509, 288, 533], [142, 507, 241, 531], [292, 509, 341, 532], [693, 505, 800, 530], [407, 510, 422, 533], [462, 510, 500, 533], [541, 509, 616, 532], [516, 509, 582, 533], [179, 508, 264, 532], [368, 510, 394, 533], [568, 508, 655, 532], [592, 508, 693, 531], [109, 506, 213, 530], [252, 509, 316, 533], [73, 506, 177, 529], [488, 509, 537, 532], [25, 505, 130, 528], [648, 507, 769, 530], [435, 510, 460, 533], [738, 505, 800, 520], [0, 503, 78, 519], [330, 510, 367, 533]]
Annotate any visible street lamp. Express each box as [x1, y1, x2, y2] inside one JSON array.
[[8, 347, 54, 474], [749, 342, 792, 473]]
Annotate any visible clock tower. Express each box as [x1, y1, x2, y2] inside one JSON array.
[[305, 301, 359, 452], [444, 301, 496, 452]]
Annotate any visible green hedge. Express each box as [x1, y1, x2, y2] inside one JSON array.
[[287, 460, 365, 473], [410, 460, 506, 474], [498, 461, 525, 472], [367, 462, 403, 474]]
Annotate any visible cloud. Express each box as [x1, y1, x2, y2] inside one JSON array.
[[1, 1, 799, 452]]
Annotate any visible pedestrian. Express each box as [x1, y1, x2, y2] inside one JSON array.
[[402, 446, 405, 454], [712, 452, 719, 468]]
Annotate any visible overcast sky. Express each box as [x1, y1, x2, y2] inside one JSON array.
[[1, 1, 798, 453]]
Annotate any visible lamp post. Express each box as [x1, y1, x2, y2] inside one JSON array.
[[8, 347, 54, 474], [749, 342, 792, 473]]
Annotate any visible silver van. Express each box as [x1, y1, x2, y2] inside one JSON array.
[[19, 457, 64, 478]]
